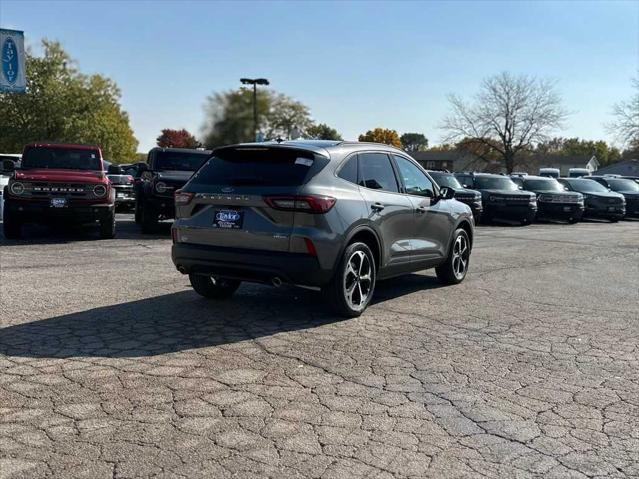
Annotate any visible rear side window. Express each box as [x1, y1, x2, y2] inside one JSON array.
[[190, 148, 318, 187], [154, 151, 210, 172], [358, 153, 399, 193], [338, 156, 358, 184]]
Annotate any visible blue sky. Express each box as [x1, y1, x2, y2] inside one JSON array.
[[1, 0, 637, 152]]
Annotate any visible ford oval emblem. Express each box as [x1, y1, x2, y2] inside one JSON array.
[[221, 187, 234, 193], [2, 37, 19, 85]]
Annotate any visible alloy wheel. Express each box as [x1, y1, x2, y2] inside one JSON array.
[[452, 234, 469, 280], [343, 250, 373, 311]]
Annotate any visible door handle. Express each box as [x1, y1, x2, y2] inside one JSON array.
[[416, 206, 428, 213], [371, 202, 385, 211]]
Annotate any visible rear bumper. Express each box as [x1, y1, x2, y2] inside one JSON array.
[[172, 242, 332, 287], [537, 202, 584, 220], [113, 185, 135, 205], [5, 199, 114, 223]]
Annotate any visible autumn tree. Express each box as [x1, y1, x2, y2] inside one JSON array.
[[0, 40, 138, 161], [441, 72, 567, 173], [156, 129, 201, 148], [400, 133, 428, 152], [358, 128, 401, 148], [306, 123, 343, 140]]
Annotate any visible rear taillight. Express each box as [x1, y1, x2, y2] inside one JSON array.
[[264, 195, 336, 213], [175, 190, 194, 205]]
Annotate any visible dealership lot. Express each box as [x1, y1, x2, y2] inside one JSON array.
[[0, 218, 638, 478]]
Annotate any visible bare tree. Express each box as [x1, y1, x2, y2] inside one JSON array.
[[607, 78, 639, 148], [441, 72, 567, 173]]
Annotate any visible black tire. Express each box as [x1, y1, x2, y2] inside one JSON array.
[[610, 218, 620, 223], [436, 228, 471, 285], [140, 201, 158, 233], [2, 210, 22, 239], [189, 274, 241, 299], [568, 217, 580, 224], [99, 210, 116, 239], [134, 200, 142, 224], [323, 242, 376, 318]]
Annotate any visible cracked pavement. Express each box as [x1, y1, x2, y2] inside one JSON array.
[[0, 216, 638, 478]]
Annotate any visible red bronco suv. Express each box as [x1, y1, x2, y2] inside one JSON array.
[[2, 143, 116, 239]]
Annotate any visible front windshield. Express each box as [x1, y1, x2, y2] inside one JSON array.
[[155, 151, 210, 171], [523, 179, 564, 192], [22, 147, 102, 170], [566, 179, 608, 193], [607, 179, 639, 192], [474, 176, 519, 191], [430, 173, 462, 189]]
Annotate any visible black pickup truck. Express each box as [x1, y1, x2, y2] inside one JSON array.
[[135, 147, 211, 233]]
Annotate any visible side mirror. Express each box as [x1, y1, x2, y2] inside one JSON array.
[[1, 159, 15, 173], [107, 164, 123, 175], [440, 186, 456, 200]]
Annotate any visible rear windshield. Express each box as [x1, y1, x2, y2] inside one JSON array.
[[523, 179, 564, 192], [189, 148, 318, 187], [22, 147, 102, 170], [155, 151, 210, 171]]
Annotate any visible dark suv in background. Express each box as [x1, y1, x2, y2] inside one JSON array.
[[455, 172, 537, 224], [428, 170, 483, 223], [511, 175, 584, 223], [558, 178, 625, 222], [172, 140, 474, 317], [135, 147, 211, 232], [586, 176, 639, 218]]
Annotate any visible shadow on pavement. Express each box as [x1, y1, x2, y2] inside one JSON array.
[[0, 274, 442, 359], [0, 214, 172, 244]]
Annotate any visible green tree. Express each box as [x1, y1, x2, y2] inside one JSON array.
[[400, 133, 428, 152], [358, 128, 401, 148], [0, 40, 138, 161], [537, 137, 621, 166], [305, 123, 343, 140], [202, 89, 314, 147]]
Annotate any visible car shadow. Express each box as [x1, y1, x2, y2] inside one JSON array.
[[0, 274, 443, 359], [0, 213, 172, 244]]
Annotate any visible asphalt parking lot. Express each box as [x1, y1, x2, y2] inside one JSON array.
[[1, 216, 638, 479]]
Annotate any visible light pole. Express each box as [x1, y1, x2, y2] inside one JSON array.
[[240, 78, 269, 141]]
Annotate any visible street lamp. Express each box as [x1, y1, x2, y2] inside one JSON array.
[[240, 77, 270, 141]]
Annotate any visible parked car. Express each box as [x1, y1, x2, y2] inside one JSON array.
[[539, 168, 560, 178], [455, 172, 537, 225], [568, 168, 591, 178], [428, 170, 482, 223], [585, 176, 639, 218], [0, 155, 20, 220], [103, 161, 136, 211], [135, 148, 211, 232], [172, 140, 475, 317], [3, 143, 116, 239], [557, 178, 625, 222], [515, 176, 584, 223]]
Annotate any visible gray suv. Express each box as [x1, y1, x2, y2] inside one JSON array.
[[171, 140, 474, 317]]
